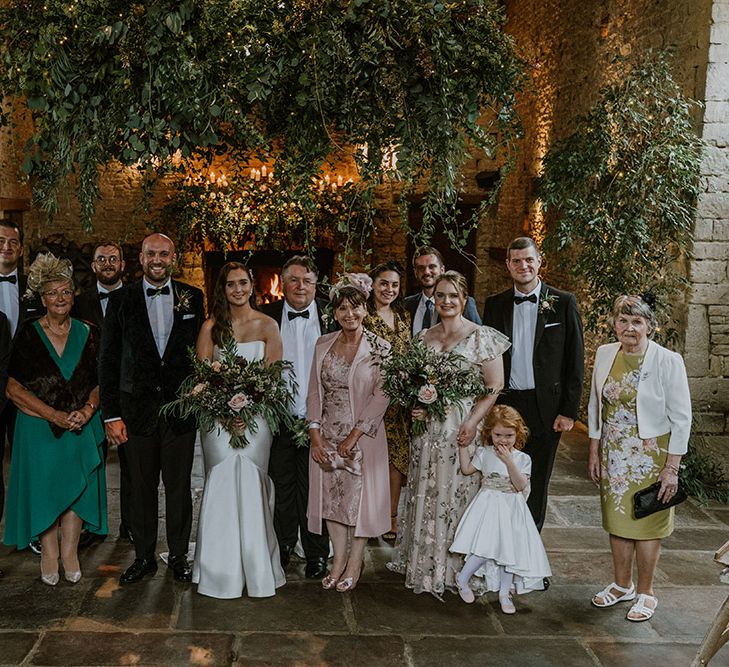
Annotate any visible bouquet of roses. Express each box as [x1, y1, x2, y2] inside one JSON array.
[[162, 337, 297, 448], [378, 337, 491, 437]]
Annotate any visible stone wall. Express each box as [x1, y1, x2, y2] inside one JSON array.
[[687, 0, 729, 453]]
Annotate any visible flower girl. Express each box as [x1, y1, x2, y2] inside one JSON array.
[[450, 405, 551, 614]]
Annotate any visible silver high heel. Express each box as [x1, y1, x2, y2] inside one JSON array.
[[41, 572, 60, 586], [64, 570, 82, 583]]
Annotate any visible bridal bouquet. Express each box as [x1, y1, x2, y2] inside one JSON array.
[[378, 337, 491, 437], [162, 337, 296, 448]]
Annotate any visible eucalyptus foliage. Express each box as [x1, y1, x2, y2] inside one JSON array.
[[0, 0, 524, 250], [540, 50, 702, 339]]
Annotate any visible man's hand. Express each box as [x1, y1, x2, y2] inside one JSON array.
[[105, 419, 128, 446], [553, 415, 574, 432]]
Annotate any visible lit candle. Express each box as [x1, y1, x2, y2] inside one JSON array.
[[261, 165, 267, 177], [250, 168, 255, 180], [337, 175, 343, 186], [254, 169, 261, 181]]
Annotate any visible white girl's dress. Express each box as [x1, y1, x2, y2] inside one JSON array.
[[449, 447, 551, 594]]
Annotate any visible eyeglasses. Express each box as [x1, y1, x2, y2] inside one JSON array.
[[43, 289, 74, 299], [94, 255, 119, 265]]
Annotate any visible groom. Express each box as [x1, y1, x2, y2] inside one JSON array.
[[482, 237, 584, 532], [99, 233, 204, 584]]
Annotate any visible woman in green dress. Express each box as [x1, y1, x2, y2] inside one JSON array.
[[364, 261, 411, 539], [3, 254, 107, 585], [587, 295, 691, 622]]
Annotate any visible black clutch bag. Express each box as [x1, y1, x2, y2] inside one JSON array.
[[633, 481, 687, 519]]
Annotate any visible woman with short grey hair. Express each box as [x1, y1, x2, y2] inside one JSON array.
[[587, 294, 691, 622]]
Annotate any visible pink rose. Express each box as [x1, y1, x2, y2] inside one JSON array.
[[417, 384, 438, 405], [227, 393, 249, 412], [190, 382, 206, 396], [211, 360, 222, 372]]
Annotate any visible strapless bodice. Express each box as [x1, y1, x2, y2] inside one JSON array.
[[213, 340, 265, 362]]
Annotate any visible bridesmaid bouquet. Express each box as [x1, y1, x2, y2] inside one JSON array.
[[378, 337, 490, 437], [162, 337, 297, 448]]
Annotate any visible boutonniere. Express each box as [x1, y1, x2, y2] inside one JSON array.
[[174, 286, 193, 313], [539, 290, 558, 316], [320, 303, 334, 331]]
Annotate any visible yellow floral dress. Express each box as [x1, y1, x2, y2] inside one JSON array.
[[364, 309, 411, 475], [599, 351, 673, 540]]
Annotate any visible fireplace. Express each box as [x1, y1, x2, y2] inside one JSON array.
[[203, 249, 335, 309]]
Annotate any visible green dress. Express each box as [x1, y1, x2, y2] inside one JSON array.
[[3, 319, 107, 548], [599, 351, 673, 540], [364, 309, 411, 476]]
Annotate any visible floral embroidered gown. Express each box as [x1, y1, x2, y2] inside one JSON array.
[[388, 326, 510, 597], [599, 351, 673, 539]]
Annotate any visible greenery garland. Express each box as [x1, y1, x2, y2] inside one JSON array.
[[0, 0, 525, 253], [540, 50, 702, 341]]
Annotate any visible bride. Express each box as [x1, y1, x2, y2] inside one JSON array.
[[193, 262, 286, 598]]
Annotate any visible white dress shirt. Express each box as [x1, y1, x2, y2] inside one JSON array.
[[412, 293, 436, 335], [509, 280, 541, 390], [0, 268, 20, 336], [143, 278, 174, 357], [97, 282, 122, 317], [281, 300, 321, 418]]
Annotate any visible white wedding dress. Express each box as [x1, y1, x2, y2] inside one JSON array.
[[192, 341, 286, 598]]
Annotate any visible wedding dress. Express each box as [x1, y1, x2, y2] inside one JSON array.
[[192, 341, 286, 598]]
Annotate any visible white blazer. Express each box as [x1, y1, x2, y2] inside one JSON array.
[[588, 341, 691, 455]]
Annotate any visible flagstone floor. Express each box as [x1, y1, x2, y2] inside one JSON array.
[[1, 428, 728, 666]]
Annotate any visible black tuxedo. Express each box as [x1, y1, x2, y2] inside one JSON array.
[[404, 292, 481, 334], [0, 312, 12, 522], [261, 297, 330, 564], [482, 282, 584, 530], [99, 279, 204, 560], [72, 285, 106, 330]]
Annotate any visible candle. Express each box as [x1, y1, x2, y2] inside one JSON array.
[[337, 175, 343, 186], [250, 168, 255, 180], [261, 165, 267, 177]]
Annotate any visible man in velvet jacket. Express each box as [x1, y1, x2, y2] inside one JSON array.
[[482, 237, 584, 534], [99, 233, 204, 584], [261, 255, 332, 580]]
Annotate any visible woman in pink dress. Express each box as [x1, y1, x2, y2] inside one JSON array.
[[307, 274, 391, 592]]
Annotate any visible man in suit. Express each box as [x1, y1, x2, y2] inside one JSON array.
[[72, 242, 132, 544], [482, 237, 584, 532], [0, 219, 43, 557], [404, 246, 481, 335], [99, 233, 204, 584], [0, 310, 11, 578], [262, 255, 331, 579]]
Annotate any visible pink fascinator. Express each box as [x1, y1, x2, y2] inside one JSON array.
[[328, 272, 373, 301]]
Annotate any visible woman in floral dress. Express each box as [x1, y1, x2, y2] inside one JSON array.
[[588, 295, 691, 622], [364, 261, 411, 539], [388, 271, 510, 598]]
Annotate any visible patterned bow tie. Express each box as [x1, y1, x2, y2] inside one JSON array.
[[146, 285, 170, 297], [513, 294, 537, 305], [0, 275, 17, 284], [288, 310, 310, 320]]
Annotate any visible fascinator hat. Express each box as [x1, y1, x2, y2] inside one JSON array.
[[25, 253, 74, 298], [328, 272, 373, 302]]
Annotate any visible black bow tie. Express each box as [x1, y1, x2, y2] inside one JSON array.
[[0, 275, 17, 284], [146, 285, 170, 297], [288, 310, 310, 321], [98, 292, 109, 300], [513, 294, 537, 305]]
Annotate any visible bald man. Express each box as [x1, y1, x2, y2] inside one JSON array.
[[99, 234, 204, 584]]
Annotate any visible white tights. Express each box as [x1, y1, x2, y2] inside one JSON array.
[[458, 554, 515, 600]]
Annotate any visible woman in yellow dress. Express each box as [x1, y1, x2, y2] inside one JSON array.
[[364, 261, 411, 539]]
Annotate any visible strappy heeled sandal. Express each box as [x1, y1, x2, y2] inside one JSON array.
[[626, 593, 657, 622], [591, 582, 635, 608], [321, 574, 338, 590], [383, 514, 397, 541]]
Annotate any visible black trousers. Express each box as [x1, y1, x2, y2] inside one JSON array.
[[0, 402, 16, 522], [497, 390, 561, 532], [116, 442, 133, 535], [122, 420, 196, 561], [268, 426, 329, 561]]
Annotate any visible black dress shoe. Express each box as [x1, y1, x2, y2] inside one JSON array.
[[119, 558, 157, 584], [305, 557, 328, 579], [29, 540, 42, 556], [168, 555, 192, 583], [280, 544, 294, 569], [543, 577, 551, 590]]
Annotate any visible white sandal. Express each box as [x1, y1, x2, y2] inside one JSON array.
[[591, 582, 635, 608], [626, 593, 657, 622]]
